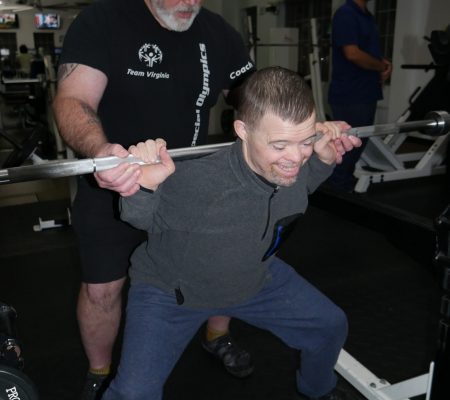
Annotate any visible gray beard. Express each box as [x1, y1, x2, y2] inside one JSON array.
[[150, 1, 200, 32]]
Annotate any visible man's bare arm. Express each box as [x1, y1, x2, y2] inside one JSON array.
[[53, 63, 109, 157], [53, 63, 141, 196]]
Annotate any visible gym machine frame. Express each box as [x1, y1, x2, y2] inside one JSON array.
[[1, 112, 449, 400], [354, 61, 450, 194]]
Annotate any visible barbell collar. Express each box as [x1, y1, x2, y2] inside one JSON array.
[[0, 111, 448, 185]]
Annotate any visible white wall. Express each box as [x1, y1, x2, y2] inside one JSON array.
[[203, 0, 223, 15], [235, 0, 284, 68], [387, 0, 450, 121], [203, 0, 285, 134]]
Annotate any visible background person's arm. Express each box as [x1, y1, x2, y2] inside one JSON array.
[[342, 44, 391, 74]]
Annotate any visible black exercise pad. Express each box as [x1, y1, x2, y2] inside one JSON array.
[[314, 174, 448, 229]]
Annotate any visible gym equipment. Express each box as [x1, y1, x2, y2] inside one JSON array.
[[354, 119, 449, 193], [431, 206, 450, 399], [0, 366, 38, 400], [0, 304, 22, 371], [1, 126, 50, 169], [0, 303, 39, 400], [307, 18, 326, 122], [355, 27, 450, 193], [32, 209, 72, 232], [0, 111, 448, 185]]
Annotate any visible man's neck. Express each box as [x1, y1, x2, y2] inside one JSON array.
[[352, 0, 368, 11]]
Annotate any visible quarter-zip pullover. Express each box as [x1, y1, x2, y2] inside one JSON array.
[[120, 140, 333, 308]]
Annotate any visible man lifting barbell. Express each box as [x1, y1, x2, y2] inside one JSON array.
[[100, 66, 362, 400]]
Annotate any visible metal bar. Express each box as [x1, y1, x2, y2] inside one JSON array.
[[378, 374, 429, 399], [0, 142, 232, 184], [347, 119, 439, 138], [349, 110, 450, 138], [0, 113, 448, 185], [336, 349, 431, 400], [335, 349, 393, 400]]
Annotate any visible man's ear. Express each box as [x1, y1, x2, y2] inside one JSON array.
[[233, 120, 248, 142]]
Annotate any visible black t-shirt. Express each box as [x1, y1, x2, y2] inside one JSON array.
[[59, 0, 255, 149]]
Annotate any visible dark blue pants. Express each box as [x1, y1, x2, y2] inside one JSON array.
[[103, 258, 348, 399], [327, 102, 377, 192]]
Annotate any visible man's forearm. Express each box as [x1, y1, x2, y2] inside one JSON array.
[[53, 97, 107, 157], [343, 46, 385, 72]]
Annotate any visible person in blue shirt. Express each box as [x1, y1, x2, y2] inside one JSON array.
[[327, 0, 392, 192]]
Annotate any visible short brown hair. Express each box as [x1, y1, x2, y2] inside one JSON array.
[[236, 66, 315, 131]]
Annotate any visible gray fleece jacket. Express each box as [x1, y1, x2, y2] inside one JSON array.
[[120, 140, 333, 309]]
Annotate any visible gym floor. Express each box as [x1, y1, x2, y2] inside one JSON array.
[[0, 170, 447, 400]]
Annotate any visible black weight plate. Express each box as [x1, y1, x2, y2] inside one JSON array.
[[3, 128, 45, 169], [0, 366, 38, 400]]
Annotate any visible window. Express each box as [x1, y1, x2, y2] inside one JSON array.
[[0, 32, 17, 58], [285, 0, 332, 81], [242, 6, 258, 63], [375, 0, 397, 62], [33, 32, 55, 56]]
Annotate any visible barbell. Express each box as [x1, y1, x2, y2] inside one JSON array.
[[0, 110, 449, 185]]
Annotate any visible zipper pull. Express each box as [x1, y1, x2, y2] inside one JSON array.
[[174, 287, 184, 305], [261, 186, 279, 240]]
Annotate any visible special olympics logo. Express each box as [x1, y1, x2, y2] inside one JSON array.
[[138, 43, 163, 68]]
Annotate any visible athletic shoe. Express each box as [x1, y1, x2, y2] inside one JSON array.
[[79, 371, 110, 400], [201, 334, 254, 378]]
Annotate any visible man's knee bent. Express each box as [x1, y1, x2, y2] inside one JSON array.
[[80, 278, 126, 312], [322, 305, 348, 346]]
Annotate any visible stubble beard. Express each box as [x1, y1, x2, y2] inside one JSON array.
[[268, 165, 299, 187]]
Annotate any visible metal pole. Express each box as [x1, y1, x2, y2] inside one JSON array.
[[0, 142, 232, 184], [0, 112, 449, 185], [347, 118, 445, 138]]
